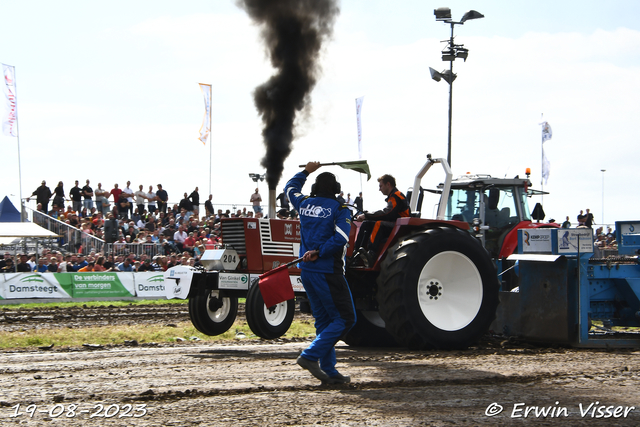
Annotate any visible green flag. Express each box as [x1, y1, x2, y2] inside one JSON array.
[[300, 160, 371, 180], [334, 160, 371, 181]]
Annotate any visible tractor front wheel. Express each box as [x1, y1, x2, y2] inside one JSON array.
[[377, 226, 499, 349], [245, 280, 295, 339], [188, 290, 238, 336]]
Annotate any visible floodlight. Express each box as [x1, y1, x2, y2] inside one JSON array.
[[429, 68, 456, 85], [440, 70, 456, 84], [460, 10, 484, 23], [249, 173, 264, 182], [429, 67, 441, 82], [441, 50, 456, 61], [434, 7, 452, 21], [431, 7, 484, 168], [456, 48, 468, 61]]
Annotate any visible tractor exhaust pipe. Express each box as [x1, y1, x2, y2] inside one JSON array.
[[269, 189, 276, 219]]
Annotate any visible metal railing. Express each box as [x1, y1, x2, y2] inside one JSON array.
[[103, 243, 167, 257], [26, 209, 174, 257], [28, 207, 106, 255], [23, 205, 220, 259]]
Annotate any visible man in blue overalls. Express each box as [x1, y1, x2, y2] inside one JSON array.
[[285, 161, 356, 384]]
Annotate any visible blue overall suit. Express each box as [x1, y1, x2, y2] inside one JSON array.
[[285, 170, 356, 377]]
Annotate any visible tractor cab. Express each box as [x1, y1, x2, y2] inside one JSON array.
[[439, 174, 552, 259]]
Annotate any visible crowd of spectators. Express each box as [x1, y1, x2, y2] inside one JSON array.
[[7, 179, 367, 274], [0, 249, 204, 273], [594, 226, 617, 249], [561, 209, 617, 249], [28, 180, 307, 221], [14, 180, 309, 271], [29, 180, 173, 220]]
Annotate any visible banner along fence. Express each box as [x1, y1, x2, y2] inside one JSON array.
[[0, 272, 168, 301]]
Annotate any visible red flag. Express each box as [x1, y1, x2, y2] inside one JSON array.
[[258, 264, 294, 307]]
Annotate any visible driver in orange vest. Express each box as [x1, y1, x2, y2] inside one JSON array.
[[355, 174, 410, 266]]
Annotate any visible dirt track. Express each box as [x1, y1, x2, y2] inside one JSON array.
[[1, 304, 640, 426], [0, 303, 192, 332]]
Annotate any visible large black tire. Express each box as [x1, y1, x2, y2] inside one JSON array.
[[188, 290, 238, 336], [377, 226, 499, 350], [245, 281, 295, 340], [342, 309, 399, 347]]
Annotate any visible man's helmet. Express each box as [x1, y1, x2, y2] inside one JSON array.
[[311, 172, 341, 197]]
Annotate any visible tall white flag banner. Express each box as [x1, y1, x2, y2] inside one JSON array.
[[541, 121, 552, 184], [198, 83, 212, 145], [542, 147, 550, 184], [541, 121, 552, 142], [2, 64, 18, 137], [355, 96, 364, 159]]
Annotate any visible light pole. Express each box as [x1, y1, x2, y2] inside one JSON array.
[[248, 173, 266, 214], [248, 173, 265, 193], [248, 173, 265, 183], [601, 169, 606, 227], [430, 7, 484, 168]]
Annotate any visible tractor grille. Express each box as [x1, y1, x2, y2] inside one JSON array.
[[221, 221, 246, 254], [259, 220, 295, 256]]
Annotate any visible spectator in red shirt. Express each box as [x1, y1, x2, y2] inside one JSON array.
[[110, 183, 123, 215], [183, 232, 197, 255]]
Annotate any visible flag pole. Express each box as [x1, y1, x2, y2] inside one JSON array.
[[209, 87, 213, 197], [298, 161, 365, 167], [15, 71, 23, 221], [355, 96, 365, 196], [540, 113, 544, 207], [17, 128, 23, 221]]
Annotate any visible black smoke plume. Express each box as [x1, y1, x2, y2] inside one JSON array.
[[238, 0, 340, 190]]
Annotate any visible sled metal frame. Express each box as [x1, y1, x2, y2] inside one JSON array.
[[493, 222, 640, 348]]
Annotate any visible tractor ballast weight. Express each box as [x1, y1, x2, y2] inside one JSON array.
[[165, 156, 501, 350]]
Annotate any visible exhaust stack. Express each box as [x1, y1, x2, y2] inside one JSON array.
[[238, 0, 339, 197], [269, 189, 276, 219]]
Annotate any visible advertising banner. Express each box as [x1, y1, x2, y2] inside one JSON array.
[[2, 273, 72, 299], [557, 229, 593, 254], [290, 275, 304, 292], [218, 272, 249, 290], [163, 266, 194, 299], [55, 272, 135, 298], [521, 229, 553, 253], [134, 272, 167, 298]]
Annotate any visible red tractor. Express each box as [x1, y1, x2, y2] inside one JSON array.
[[435, 164, 560, 292], [168, 156, 551, 349]]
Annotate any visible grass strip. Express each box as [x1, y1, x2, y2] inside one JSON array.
[[0, 319, 316, 350]]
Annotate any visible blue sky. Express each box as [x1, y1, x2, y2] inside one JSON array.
[[1, 0, 639, 227]]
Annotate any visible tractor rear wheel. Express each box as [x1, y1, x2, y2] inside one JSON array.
[[245, 280, 295, 339], [342, 310, 399, 347], [377, 226, 499, 349], [188, 290, 238, 336]]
